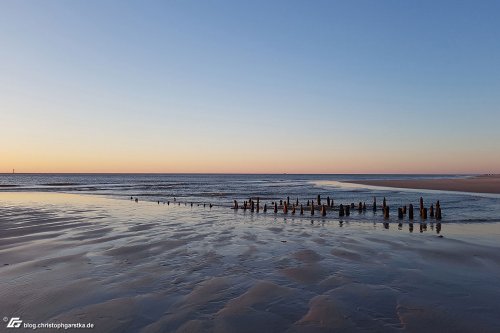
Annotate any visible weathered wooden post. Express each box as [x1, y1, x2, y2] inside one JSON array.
[[311, 202, 315, 216], [317, 195, 321, 205], [419, 197, 424, 217], [429, 204, 434, 218], [292, 205, 296, 215], [398, 207, 403, 219], [234, 200, 238, 209], [283, 202, 288, 214], [280, 199, 283, 206], [363, 202, 366, 211], [422, 207, 427, 219], [373, 197, 377, 212], [287, 196, 290, 206], [274, 202, 278, 213], [263, 204, 267, 212], [300, 204, 304, 215], [327, 196, 330, 207], [384, 206, 390, 219], [330, 199, 334, 208], [345, 205, 350, 216], [251, 200, 254, 212], [321, 204, 326, 216], [350, 203, 355, 209], [403, 205, 406, 214], [307, 200, 310, 207], [167, 201, 170, 205], [409, 204, 414, 220], [383, 197, 386, 210], [358, 202, 363, 212], [339, 204, 345, 217]]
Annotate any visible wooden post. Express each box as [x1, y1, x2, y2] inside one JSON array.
[[373, 197, 377, 212], [403, 205, 406, 214], [350, 203, 354, 209], [419, 197, 424, 217], [409, 204, 414, 220], [436, 207, 442, 220], [339, 204, 344, 217], [274, 202, 278, 213], [287, 196, 290, 206], [296, 198, 299, 206], [311, 202, 315, 216], [283, 202, 288, 214], [422, 207, 427, 219], [398, 207, 403, 219], [292, 205, 296, 215], [345, 205, 350, 216], [429, 204, 434, 217], [330, 199, 334, 208], [383, 197, 386, 210], [263, 204, 267, 212], [321, 204, 326, 216], [234, 200, 238, 209], [300, 204, 304, 215], [251, 200, 254, 212], [280, 199, 283, 206], [317, 195, 321, 205], [307, 200, 310, 207], [327, 196, 330, 207], [363, 202, 366, 211], [384, 206, 390, 219]]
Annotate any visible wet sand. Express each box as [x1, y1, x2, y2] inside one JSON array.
[[1, 192, 500, 332], [343, 174, 500, 194]]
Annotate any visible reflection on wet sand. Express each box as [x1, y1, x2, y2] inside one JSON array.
[[1, 192, 500, 332]]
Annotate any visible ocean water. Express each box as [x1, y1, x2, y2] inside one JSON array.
[[0, 174, 499, 223]]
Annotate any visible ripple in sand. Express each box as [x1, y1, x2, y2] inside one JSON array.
[[281, 264, 329, 284], [292, 249, 322, 263]]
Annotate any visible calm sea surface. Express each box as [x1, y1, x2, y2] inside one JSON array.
[[1, 174, 498, 223]]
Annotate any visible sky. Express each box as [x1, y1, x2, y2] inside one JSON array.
[[1, 0, 499, 174]]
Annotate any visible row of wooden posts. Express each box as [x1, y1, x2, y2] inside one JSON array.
[[232, 195, 442, 220]]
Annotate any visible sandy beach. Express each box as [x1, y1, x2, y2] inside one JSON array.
[[343, 175, 500, 194], [1, 192, 500, 332]]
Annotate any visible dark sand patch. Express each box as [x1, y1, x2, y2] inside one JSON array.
[[281, 264, 329, 284], [293, 249, 322, 263]]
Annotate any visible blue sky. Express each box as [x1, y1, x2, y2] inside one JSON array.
[[1, 0, 499, 173]]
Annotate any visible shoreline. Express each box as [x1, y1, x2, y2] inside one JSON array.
[[342, 174, 500, 194]]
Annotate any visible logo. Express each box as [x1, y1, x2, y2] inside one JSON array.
[[6, 317, 22, 328]]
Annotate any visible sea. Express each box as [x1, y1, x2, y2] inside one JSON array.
[[1, 173, 499, 223]]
